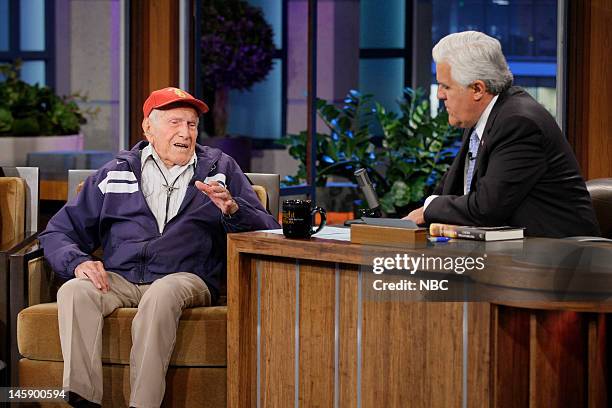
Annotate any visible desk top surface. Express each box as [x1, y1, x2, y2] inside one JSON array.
[[228, 230, 612, 311]]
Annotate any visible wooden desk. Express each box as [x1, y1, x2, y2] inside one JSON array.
[[227, 232, 612, 407]]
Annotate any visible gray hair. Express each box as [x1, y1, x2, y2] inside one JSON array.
[[432, 31, 513, 95]]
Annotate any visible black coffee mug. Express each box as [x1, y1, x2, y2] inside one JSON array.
[[282, 199, 327, 239]]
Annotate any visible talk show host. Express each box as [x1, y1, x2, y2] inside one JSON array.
[[404, 31, 599, 238]]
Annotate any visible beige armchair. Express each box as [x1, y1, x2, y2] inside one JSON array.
[[1, 166, 39, 386], [14, 171, 279, 406]]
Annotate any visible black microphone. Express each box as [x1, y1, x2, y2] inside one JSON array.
[[354, 168, 382, 217], [467, 152, 476, 161]]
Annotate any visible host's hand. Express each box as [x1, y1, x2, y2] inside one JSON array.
[[75, 260, 110, 292], [195, 180, 239, 216], [402, 206, 425, 225]]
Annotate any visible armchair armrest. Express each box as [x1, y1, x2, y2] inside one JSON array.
[[0, 231, 38, 254], [10, 239, 58, 309], [1, 231, 39, 311]]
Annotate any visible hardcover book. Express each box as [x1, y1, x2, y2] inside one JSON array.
[[429, 223, 524, 241]]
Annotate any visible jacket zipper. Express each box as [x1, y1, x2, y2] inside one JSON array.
[[163, 177, 181, 229], [140, 241, 150, 283], [126, 149, 221, 283]]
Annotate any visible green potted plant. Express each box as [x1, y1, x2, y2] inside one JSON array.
[[279, 90, 383, 186], [281, 88, 462, 216], [376, 88, 462, 215], [278, 90, 384, 212], [0, 60, 91, 166]]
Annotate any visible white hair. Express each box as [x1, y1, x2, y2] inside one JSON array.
[[432, 31, 513, 95], [148, 109, 163, 124]]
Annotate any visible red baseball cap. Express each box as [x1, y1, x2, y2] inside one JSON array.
[[142, 87, 209, 117]]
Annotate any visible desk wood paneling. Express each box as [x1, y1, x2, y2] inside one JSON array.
[[260, 258, 294, 406], [338, 267, 359, 407], [228, 232, 612, 407], [298, 262, 335, 407], [492, 306, 530, 408], [588, 314, 608, 408]]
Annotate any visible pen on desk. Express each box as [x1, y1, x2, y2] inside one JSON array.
[[428, 236, 451, 243]]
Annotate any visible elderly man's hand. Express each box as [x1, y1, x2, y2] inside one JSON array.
[[402, 206, 426, 225], [195, 180, 239, 216], [75, 260, 110, 292]]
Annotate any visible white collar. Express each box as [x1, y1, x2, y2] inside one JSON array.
[[141, 143, 197, 172], [473, 94, 499, 141]]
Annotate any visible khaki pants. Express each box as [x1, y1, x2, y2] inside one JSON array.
[[57, 271, 211, 408]]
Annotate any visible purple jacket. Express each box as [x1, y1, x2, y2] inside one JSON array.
[[39, 142, 280, 302]]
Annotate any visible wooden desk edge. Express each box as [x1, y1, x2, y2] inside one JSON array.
[[226, 232, 612, 314]]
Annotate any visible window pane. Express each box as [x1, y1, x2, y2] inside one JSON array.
[[68, 0, 122, 151], [360, 0, 405, 48], [534, 3, 557, 57], [0, 0, 8, 51], [359, 58, 404, 114], [20, 60, 45, 85], [486, 2, 509, 46], [457, 1, 484, 33], [228, 59, 282, 139], [508, 3, 535, 56], [431, 0, 558, 119], [248, 0, 282, 49], [20, 0, 45, 51]]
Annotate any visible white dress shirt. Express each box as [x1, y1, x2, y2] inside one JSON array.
[[424, 94, 499, 210], [141, 144, 197, 233]]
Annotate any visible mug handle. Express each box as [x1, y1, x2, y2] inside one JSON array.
[[310, 207, 327, 235]]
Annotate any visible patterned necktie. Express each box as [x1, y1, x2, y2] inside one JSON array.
[[465, 130, 480, 193]]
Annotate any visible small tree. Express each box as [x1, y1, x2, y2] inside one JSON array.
[[200, 0, 275, 136]]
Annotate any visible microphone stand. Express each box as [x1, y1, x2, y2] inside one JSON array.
[[344, 168, 383, 226]]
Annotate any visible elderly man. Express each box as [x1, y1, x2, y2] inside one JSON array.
[[404, 31, 599, 238], [39, 87, 280, 407]]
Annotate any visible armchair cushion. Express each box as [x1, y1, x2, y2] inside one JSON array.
[[19, 359, 226, 408], [18, 303, 227, 366]]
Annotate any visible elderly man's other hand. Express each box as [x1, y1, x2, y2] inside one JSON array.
[[402, 206, 425, 225], [195, 180, 239, 216], [75, 260, 110, 292]]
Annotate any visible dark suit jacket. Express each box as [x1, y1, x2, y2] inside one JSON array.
[[424, 87, 600, 238]]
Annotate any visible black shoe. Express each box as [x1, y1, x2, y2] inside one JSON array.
[[65, 391, 101, 408]]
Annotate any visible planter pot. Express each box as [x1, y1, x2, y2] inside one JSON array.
[[0, 134, 84, 166]]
